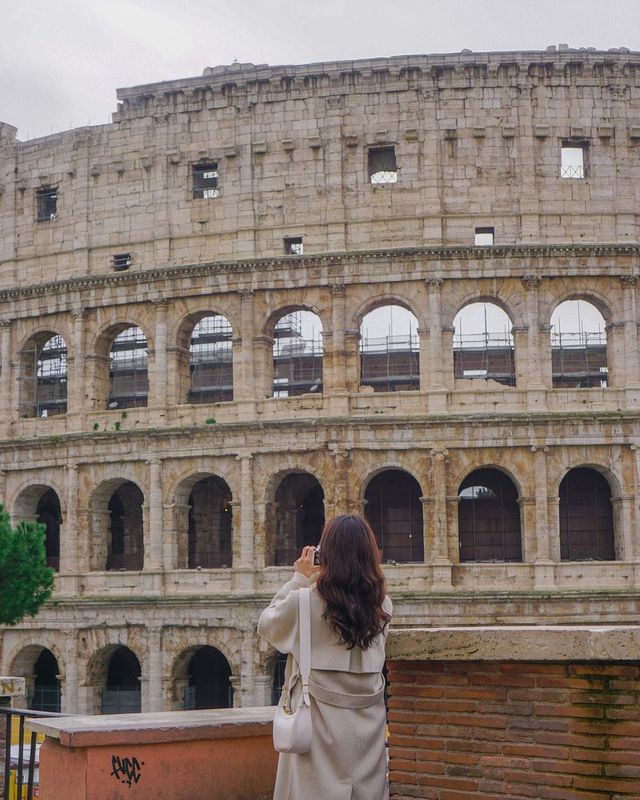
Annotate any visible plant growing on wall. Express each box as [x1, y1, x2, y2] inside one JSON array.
[[0, 504, 54, 625]]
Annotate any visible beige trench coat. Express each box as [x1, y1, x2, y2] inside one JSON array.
[[258, 572, 392, 800]]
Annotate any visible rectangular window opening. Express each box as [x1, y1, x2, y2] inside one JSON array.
[[112, 253, 132, 271], [37, 187, 58, 222], [192, 162, 220, 198], [474, 227, 495, 246], [284, 236, 303, 255], [368, 147, 398, 185], [561, 142, 588, 179]]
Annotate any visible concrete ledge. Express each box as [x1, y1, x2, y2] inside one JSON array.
[[387, 625, 640, 662], [29, 707, 277, 800], [28, 706, 274, 747]]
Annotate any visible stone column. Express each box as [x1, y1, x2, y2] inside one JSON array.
[[0, 319, 13, 435], [417, 327, 430, 394], [61, 464, 80, 574], [605, 321, 626, 388], [613, 495, 635, 562], [620, 277, 640, 387], [253, 675, 272, 706], [147, 627, 163, 712], [237, 453, 255, 568], [62, 634, 79, 714], [146, 458, 163, 570], [631, 445, 640, 575], [68, 309, 87, 422], [330, 445, 350, 516], [152, 301, 168, 408], [0, 469, 6, 507], [344, 330, 361, 393], [426, 279, 448, 409], [430, 448, 452, 588], [533, 445, 556, 589], [419, 496, 431, 562], [328, 284, 347, 393], [521, 275, 549, 391], [238, 290, 256, 400], [253, 336, 273, 399]]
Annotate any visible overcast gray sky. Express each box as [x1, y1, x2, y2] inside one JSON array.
[[2, 0, 639, 140]]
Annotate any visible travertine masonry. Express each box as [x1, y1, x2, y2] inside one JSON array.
[[1, 48, 640, 712]]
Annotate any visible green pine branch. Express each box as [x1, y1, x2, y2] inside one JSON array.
[[0, 504, 54, 626]]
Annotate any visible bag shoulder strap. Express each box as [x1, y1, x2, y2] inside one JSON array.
[[298, 587, 311, 690]]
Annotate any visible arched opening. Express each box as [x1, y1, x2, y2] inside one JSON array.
[[360, 304, 419, 392], [19, 332, 68, 417], [12, 646, 61, 713], [364, 469, 424, 563], [108, 325, 149, 409], [189, 314, 233, 403], [188, 476, 233, 568], [30, 649, 61, 712], [102, 646, 142, 714], [453, 302, 515, 386], [272, 472, 325, 566], [272, 310, 323, 397], [551, 300, 608, 388], [36, 488, 61, 571], [458, 468, 522, 562], [559, 468, 615, 561], [181, 646, 233, 709], [107, 482, 144, 571], [271, 652, 288, 705]]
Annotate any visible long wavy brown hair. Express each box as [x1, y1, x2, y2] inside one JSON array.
[[315, 514, 391, 650]]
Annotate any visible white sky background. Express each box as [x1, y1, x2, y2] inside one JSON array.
[[2, 0, 640, 139]]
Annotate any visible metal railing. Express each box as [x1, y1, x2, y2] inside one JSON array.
[[2, 706, 63, 800]]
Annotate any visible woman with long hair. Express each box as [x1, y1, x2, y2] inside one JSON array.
[[258, 514, 392, 800]]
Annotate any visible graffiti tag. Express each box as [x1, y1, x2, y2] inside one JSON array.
[[110, 755, 144, 788]]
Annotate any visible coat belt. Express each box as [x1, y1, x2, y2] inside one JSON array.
[[307, 675, 385, 708]]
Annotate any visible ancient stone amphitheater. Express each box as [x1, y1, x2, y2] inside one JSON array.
[[1, 47, 639, 715]]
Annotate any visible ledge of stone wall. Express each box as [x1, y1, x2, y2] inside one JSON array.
[[387, 624, 640, 662]]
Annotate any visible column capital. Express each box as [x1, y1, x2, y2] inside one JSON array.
[[235, 453, 254, 462], [330, 284, 346, 296], [146, 457, 163, 467], [430, 447, 449, 459], [71, 307, 87, 321], [530, 445, 550, 453], [239, 288, 255, 300], [152, 299, 169, 311], [619, 274, 640, 287], [425, 277, 443, 291], [0, 318, 12, 328]]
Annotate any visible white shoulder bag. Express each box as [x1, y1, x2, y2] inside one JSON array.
[[272, 587, 312, 754]]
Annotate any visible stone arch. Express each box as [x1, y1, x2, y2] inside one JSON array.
[[362, 468, 424, 563], [263, 302, 328, 339], [452, 300, 516, 386], [358, 301, 421, 392], [86, 644, 142, 714], [171, 645, 234, 710], [91, 320, 152, 410], [12, 483, 64, 571], [170, 472, 234, 569], [549, 297, 609, 388], [88, 478, 145, 571], [457, 467, 523, 562], [266, 306, 324, 397], [10, 643, 62, 712], [17, 329, 68, 418], [266, 469, 326, 566], [546, 290, 614, 326], [445, 292, 523, 330], [175, 310, 234, 404], [350, 292, 427, 332], [558, 465, 616, 561]]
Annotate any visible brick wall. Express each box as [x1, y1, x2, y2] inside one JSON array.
[[387, 660, 640, 799]]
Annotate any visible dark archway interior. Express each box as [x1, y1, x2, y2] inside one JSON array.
[[30, 649, 61, 712], [458, 468, 522, 562], [271, 652, 288, 705], [365, 469, 424, 563], [107, 482, 144, 570], [274, 473, 325, 566], [559, 467, 615, 561], [102, 646, 141, 713], [188, 476, 233, 568], [36, 488, 61, 571], [186, 646, 233, 709]]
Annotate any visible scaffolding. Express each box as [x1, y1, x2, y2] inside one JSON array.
[[360, 333, 420, 392], [551, 329, 607, 388], [272, 312, 323, 397], [108, 327, 149, 408], [453, 331, 516, 386], [31, 335, 68, 417], [189, 315, 233, 403]]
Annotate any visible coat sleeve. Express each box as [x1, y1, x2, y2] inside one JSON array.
[[257, 572, 309, 654]]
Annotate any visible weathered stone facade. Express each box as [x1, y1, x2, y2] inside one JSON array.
[[1, 48, 640, 713]]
